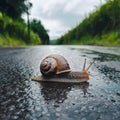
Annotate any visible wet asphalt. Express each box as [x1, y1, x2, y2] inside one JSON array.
[[0, 45, 120, 120]]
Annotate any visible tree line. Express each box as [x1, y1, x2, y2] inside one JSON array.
[[0, 0, 49, 45], [56, 0, 120, 45]]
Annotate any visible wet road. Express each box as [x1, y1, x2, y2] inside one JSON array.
[[0, 45, 120, 120]]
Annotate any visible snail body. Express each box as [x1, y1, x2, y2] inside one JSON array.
[[32, 54, 94, 83]]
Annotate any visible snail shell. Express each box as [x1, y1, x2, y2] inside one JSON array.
[[40, 54, 71, 76]]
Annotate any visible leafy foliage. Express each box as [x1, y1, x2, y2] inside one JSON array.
[[30, 19, 49, 45], [0, 0, 32, 19], [56, 0, 120, 46], [0, 0, 50, 46], [0, 13, 41, 46]]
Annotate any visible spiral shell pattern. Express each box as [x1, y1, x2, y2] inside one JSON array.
[[40, 57, 57, 76], [40, 54, 71, 76]]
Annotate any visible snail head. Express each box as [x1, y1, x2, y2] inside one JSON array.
[[82, 59, 95, 79]]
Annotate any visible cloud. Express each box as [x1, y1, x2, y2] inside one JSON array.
[[40, 18, 69, 39], [29, 0, 106, 39]]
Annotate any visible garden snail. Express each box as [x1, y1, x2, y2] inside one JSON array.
[[32, 54, 94, 83]]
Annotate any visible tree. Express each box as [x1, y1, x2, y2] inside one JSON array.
[[25, 1, 32, 43], [0, 0, 32, 19], [30, 19, 49, 45]]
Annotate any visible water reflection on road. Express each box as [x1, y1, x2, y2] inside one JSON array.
[[0, 45, 120, 120], [41, 82, 89, 104]]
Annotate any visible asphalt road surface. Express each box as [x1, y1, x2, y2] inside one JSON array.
[[0, 45, 120, 120]]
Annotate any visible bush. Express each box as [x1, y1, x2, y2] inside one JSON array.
[[0, 12, 3, 19], [0, 12, 41, 46]]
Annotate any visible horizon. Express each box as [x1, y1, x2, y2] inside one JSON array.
[[23, 0, 106, 40]]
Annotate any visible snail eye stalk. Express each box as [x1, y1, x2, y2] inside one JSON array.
[[82, 58, 86, 71], [86, 60, 95, 72]]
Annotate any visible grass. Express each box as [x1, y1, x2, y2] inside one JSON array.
[[0, 34, 27, 47], [0, 12, 41, 47], [70, 31, 120, 46]]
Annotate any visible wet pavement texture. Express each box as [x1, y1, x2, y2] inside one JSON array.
[[0, 45, 120, 120]]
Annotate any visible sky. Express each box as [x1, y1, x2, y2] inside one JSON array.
[[28, 0, 106, 40]]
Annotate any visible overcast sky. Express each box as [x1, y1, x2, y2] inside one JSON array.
[[28, 0, 106, 40]]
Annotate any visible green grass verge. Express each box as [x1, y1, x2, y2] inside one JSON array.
[[0, 34, 27, 47], [0, 12, 41, 47], [70, 31, 120, 46]]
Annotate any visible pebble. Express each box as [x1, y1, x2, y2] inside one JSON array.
[[116, 91, 120, 96]]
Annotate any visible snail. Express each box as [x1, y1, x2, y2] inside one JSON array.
[[32, 54, 94, 83]]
